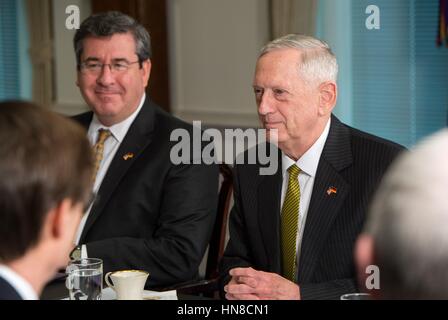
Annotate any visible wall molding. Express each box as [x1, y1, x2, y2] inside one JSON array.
[[51, 102, 89, 116]]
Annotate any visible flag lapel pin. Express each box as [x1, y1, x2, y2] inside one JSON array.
[[123, 152, 134, 161], [326, 186, 337, 196]]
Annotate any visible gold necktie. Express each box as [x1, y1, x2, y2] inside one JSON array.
[[281, 164, 301, 281], [92, 129, 111, 181]]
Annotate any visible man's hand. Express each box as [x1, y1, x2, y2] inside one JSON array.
[[224, 267, 301, 300]]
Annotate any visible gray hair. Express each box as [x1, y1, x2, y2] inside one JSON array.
[[259, 34, 338, 84], [365, 129, 448, 299], [74, 11, 151, 69]]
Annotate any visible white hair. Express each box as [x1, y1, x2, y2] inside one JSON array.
[[365, 129, 448, 299], [259, 34, 338, 84]]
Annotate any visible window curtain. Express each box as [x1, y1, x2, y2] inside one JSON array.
[[351, 0, 448, 147], [0, 0, 20, 100], [25, 0, 53, 107]]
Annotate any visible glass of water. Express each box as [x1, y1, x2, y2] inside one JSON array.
[[66, 258, 103, 300]]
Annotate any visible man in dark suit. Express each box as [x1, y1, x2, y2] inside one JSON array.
[[0, 102, 93, 300], [220, 34, 404, 300], [71, 11, 218, 288]]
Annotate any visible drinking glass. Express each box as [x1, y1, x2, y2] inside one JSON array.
[[66, 258, 103, 300], [340, 293, 371, 300]]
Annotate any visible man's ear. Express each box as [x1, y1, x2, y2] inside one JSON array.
[[141, 59, 152, 88], [76, 72, 81, 88], [355, 234, 375, 292], [47, 199, 73, 239], [318, 81, 337, 116]]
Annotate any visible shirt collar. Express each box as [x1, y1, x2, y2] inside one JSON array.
[[0, 265, 38, 300], [282, 117, 331, 177], [88, 94, 146, 144]]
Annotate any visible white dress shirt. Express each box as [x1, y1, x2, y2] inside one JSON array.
[[280, 118, 331, 279], [0, 265, 38, 300], [75, 94, 146, 247]]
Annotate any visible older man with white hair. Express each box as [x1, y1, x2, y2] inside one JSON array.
[[356, 129, 448, 299], [220, 34, 405, 300]]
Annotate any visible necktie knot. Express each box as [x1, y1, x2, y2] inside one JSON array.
[[97, 129, 111, 145], [287, 164, 301, 179]]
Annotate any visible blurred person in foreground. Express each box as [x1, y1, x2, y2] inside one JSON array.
[[356, 129, 448, 299], [220, 34, 405, 300], [0, 101, 93, 300]]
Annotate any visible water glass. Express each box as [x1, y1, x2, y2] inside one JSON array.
[[340, 293, 371, 300], [66, 258, 103, 300]]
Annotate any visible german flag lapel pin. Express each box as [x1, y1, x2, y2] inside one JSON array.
[[326, 186, 337, 196], [123, 152, 134, 161]]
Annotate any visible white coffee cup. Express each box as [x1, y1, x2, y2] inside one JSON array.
[[105, 270, 149, 300]]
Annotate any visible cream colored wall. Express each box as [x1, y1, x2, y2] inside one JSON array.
[[52, 0, 91, 115], [168, 0, 269, 128]]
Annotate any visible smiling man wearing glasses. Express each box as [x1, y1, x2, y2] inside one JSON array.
[[76, 27, 150, 126], [71, 11, 218, 289]]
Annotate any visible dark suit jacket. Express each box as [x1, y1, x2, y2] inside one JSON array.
[[73, 98, 219, 288], [0, 276, 22, 300], [220, 115, 404, 299]]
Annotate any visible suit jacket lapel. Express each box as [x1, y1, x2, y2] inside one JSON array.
[[80, 100, 155, 242], [297, 115, 353, 283], [257, 148, 283, 273]]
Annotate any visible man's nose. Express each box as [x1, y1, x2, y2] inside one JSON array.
[[96, 64, 115, 86], [258, 93, 274, 116]]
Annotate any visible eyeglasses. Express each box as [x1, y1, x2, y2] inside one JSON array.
[[79, 60, 140, 75]]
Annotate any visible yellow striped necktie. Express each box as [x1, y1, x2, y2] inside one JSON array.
[[281, 164, 301, 281], [92, 129, 111, 181]]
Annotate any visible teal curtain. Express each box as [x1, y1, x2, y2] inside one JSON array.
[[0, 0, 31, 101], [351, 0, 448, 147], [318, 0, 448, 147]]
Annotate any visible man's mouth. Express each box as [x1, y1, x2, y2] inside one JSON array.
[[264, 122, 281, 128], [95, 89, 121, 95]]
